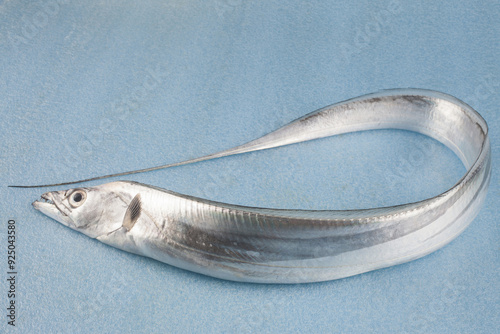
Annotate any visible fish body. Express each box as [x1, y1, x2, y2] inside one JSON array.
[[32, 89, 491, 283]]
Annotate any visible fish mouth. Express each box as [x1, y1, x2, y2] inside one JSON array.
[[33, 192, 74, 227], [34, 192, 57, 206]]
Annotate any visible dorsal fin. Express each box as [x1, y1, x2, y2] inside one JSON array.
[[122, 194, 141, 231]]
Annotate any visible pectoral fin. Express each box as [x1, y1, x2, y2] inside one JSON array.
[[123, 194, 141, 231]]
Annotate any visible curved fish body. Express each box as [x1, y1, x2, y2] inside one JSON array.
[[32, 89, 491, 283]]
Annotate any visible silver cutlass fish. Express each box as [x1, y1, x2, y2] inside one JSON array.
[[30, 89, 490, 283]]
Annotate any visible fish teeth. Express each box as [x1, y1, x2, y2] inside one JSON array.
[[40, 193, 54, 204]]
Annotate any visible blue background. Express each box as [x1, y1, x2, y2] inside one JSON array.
[[1, 1, 499, 333]]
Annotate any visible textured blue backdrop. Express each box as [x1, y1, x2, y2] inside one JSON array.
[[1, 1, 499, 333]]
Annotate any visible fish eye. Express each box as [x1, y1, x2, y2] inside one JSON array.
[[69, 190, 87, 208]]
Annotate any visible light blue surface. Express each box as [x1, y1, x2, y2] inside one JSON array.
[[1, 0, 499, 333]]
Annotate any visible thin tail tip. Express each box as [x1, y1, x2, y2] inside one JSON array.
[[8, 181, 78, 189], [8, 184, 37, 189]]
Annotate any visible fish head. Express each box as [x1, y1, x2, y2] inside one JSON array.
[[32, 183, 130, 238]]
